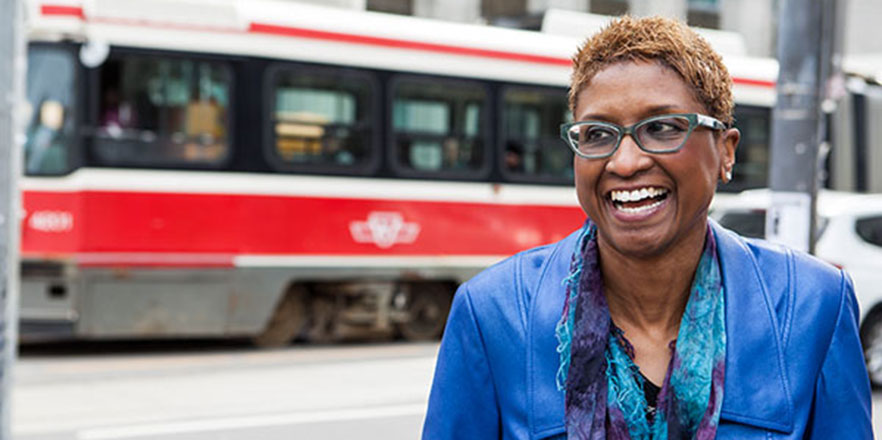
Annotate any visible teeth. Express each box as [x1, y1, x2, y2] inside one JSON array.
[[610, 187, 667, 203], [617, 198, 665, 214]]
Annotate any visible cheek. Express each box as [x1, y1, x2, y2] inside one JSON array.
[[676, 141, 721, 185], [573, 161, 595, 191], [573, 161, 604, 213], [667, 153, 720, 205], [698, 151, 723, 185]]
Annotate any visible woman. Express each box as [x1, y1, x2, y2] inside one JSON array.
[[422, 16, 872, 440]]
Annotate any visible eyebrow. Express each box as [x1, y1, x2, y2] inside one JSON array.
[[577, 105, 684, 122]]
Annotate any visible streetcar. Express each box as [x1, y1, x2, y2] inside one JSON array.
[[21, 0, 781, 345]]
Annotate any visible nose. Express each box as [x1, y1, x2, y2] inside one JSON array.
[[604, 134, 653, 177]]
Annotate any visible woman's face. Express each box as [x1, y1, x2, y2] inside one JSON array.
[[572, 60, 739, 259]]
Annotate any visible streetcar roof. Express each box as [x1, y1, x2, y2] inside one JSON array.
[[26, 0, 777, 102]]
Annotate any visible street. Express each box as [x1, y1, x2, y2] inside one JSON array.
[[13, 341, 438, 440], [12, 340, 882, 439]]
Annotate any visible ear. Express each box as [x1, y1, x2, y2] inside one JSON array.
[[717, 127, 739, 183]]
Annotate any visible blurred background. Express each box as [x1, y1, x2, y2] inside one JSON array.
[[12, 0, 882, 438]]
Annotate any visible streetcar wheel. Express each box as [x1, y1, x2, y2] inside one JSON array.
[[253, 286, 308, 348], [397, 284, 452, 341], [304, 295, 340, 344], [861, 310, 882, 388]]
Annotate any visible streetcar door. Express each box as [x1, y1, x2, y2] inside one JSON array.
[[19, 43, 80, 341]]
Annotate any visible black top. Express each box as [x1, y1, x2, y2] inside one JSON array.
[[641, 372, 661, 422]]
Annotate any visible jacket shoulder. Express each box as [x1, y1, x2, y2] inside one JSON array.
[[735, 233, 850, 346], [740, 235, 845, 298], [457, 231, 579, 331]]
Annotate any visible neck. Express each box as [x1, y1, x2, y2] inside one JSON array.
[[598, 222, 708, 336]]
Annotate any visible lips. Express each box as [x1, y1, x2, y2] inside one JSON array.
[[608, 186, 670, 215]]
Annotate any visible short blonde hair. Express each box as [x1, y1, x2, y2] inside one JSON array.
[[568, 15, 734, 126]]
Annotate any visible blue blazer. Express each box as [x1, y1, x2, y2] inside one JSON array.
[[423, 221, 873, 439]]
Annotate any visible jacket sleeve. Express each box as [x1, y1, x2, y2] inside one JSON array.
[[422, 284, 500, 439], [809, 272, 873, 439]]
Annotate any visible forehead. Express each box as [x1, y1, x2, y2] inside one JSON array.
[[574, 61, 704, 121]]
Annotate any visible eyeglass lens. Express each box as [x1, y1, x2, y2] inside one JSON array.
[[569, 116, 692, 156]]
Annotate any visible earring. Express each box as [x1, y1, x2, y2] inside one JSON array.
[[725, 170, 732, 181]]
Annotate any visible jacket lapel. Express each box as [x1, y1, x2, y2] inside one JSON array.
[[712, 221, 795, 433], [527, 231, 575, 439]]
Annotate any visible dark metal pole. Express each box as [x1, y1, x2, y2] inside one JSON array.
[[0, 0, 24, 437], [766, 0, 844, 253]]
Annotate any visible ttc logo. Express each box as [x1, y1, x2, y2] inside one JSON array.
[[349, 211, 420, 249]]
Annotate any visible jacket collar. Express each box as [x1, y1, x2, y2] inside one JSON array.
[[527, 221, 794, 438]]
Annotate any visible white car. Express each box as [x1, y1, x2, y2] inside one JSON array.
[[711, 189, 882, 386]]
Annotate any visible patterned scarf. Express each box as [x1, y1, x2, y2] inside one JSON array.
[[555, 221, 726, 440]]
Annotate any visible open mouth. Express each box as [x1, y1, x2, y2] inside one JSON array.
[[608, 187, 670, 214]]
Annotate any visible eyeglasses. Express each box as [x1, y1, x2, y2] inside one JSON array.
[[560, 113, 726, 159]]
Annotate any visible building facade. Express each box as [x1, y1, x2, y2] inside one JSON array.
[[366, 0, 774, 54], [362, 0, 877, 60]]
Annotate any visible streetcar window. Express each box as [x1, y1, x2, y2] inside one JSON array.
[[500, 87, 572, 184], [268, 67, 375, 171], [720, 105, 770, 192], [391, 77, 489, 178], [24, 46, 76, 175], [92, 55, 231, 167]]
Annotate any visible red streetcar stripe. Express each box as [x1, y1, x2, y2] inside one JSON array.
[[40, 5, 84, 18], [248, 22, 573, 67], [733, 77, 776, 88]]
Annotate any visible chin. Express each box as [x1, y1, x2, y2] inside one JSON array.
[[596, 227, 673, 259]]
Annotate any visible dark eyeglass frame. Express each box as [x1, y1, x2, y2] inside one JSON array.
[[560, 113, 727, 159]]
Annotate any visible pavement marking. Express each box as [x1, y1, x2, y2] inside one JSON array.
[[76, 404, 427, 440]]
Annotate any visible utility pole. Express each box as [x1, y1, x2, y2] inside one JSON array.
[[766, 0, 844, 253], [0, 0, 24, 438]]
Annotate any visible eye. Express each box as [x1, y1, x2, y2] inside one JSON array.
[[645, 120, 686, 135], [641, 117, 690, 142], [581, 125, 617, 144]]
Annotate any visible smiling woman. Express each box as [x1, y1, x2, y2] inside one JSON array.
[[423, 15, 872, 440]]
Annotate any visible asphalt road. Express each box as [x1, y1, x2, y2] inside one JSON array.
[[11, 340, 882, 438], [13, 340, 438, 440]]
